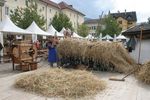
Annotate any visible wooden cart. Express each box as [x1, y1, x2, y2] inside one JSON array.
[[12, 41, 38, 71]]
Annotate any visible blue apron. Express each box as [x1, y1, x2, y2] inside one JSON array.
[[48, 47, 58, 63]]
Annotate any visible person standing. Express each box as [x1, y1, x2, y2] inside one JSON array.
[[47, 36, 59, 67]]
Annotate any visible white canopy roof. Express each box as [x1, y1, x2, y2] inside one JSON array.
[[60, 27, 66, 35], [26, 21, 50, 36], [85, 34, 95, 39], [116, 34, 127, 40], [47, 25, 64, 37], [0, 16, 32, 34], [102, 34, 113, 40], [72, 32, 83, 38]]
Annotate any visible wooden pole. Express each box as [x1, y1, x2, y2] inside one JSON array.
[[138, 27, 143, 64]]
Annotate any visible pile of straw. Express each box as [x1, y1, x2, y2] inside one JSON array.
[[57, 39, 136, 73], [15, 68, 106, 98], [137, 61, 150, 84]]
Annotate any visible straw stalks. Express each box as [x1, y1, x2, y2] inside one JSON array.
[[137, 61, 150, 84], [15, 68, 106, 98], [57, 39, 136, 73]]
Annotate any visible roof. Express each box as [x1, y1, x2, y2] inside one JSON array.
[[47, 25, 64, 37], [0, 16, 32, 34], [40, 0, 60, 9], [122, 23, 150, 36], [110, 11, 137, 22], [58, 1, 85, 16], [26, 21, 50, 36], [84, 19, 100, 24]]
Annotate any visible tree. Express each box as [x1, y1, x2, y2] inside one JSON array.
[[100, 15, 121, 36], [10, 0, 46, 29], [51, 13, 73, 32], [77, 24, 89, 37]]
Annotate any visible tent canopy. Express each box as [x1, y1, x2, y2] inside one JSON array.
[[85, 34, 95, 39], [59, 27, 66, 35], [72, 32, 83, 39], [47, 25, 64, 37], [0, 16, 32, 34], [26, 21, 50, 36], [116, 34, 127, 40], [102, 34, 113, 40]]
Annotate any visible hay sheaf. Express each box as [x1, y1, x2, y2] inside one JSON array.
[[15, 68, 106, 98], [137, 61, 150, 84], [57, 39, 136, 73]]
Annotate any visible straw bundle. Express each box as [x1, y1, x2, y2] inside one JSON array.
[[57, 39, 136, 73], [15, 68, 106, 98], [137, 61, 150, 84]]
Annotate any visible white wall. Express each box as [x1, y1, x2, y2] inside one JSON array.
[[130, 39, 150, 64]]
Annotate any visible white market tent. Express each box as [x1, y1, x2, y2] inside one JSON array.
[[26, 21, 50, 42], [116, 34, 127, 40], [26, 21, 50, 36], [47, 25, 64, 37], [0, 16, 33, 56], [59, 27, 66, 35], [102, 34, 113, 40], [0, 16, 32, 34], [72, 32, 83, 39], [85, 34, 95, 40], [99, 33, 102, 41]]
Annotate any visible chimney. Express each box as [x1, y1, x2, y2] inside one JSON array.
[[125, 9, 126, 15], [118, 10, 120, 13], [69, 5, 73, 7]]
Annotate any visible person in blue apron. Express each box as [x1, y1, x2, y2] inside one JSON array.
[[47, 36, 59, 67]]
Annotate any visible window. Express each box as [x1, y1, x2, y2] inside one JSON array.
[[128, 22, 132, 25], [39, 9, 42, 12], [55, 11, 57, 15], [49, 9, 51, 13], [42, 7, 44, 11], [49, 18, 52, 23], [92, 26, 96, 30], [70, 13, 71, 17], [5, 7, 9, 15], [15, 0, 17, 1], [25, 0, 28, 5], [118, 21, 122, 24], [94, 26, 97, 30]]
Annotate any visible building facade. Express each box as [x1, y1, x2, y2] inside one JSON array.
[[84, 11, 137, 34], [122, 23, 150, 64], [0, 0, 85, 31], [84, 19, 105, 34], [110, 11, 137, 31]]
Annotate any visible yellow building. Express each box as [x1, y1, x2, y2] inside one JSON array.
[[110, 11, 137, 31], [84, 11, 137, 34], [0, 0, 85, 31]]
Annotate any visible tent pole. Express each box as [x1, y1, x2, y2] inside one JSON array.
[[138, 27, 143, 64]]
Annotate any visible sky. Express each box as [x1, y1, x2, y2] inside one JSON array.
[[51, 0, 150, 23]]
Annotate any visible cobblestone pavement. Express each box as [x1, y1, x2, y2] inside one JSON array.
[[0, 63, 150, 100]]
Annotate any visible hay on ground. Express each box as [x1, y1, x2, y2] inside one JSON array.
[[137, 61, 150, 84], [15, 68, 106, 98], [57, 39, 136, 73]]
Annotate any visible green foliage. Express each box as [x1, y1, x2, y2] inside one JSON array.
[[77, 24, 89, 37], [10, 0, 46, 29], [51, 13, 73, 32], [100, 15, 121, 36]]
